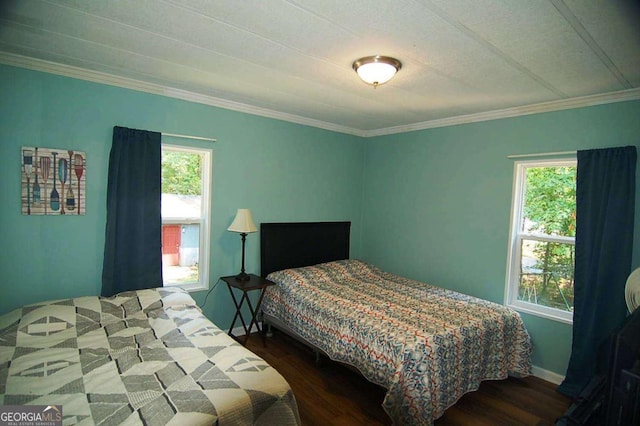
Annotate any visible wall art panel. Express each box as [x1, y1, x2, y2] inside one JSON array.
[[21, 147, 86, 215]]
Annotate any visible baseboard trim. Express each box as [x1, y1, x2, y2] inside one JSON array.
[[231, 322, 262, 338], [532, 365, 565, 385]]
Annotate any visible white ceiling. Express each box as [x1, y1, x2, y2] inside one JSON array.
[[1, 0, 639, 136]]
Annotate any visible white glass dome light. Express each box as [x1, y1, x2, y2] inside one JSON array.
[[353, 56, 402, 87]]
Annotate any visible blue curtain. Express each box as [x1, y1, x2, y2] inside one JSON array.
[[558, 146, 637, 397], [102, 126, 163, 296]]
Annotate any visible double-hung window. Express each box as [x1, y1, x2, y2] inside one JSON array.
[[161, 144, 212, 292], [505, 158, 576, 324]]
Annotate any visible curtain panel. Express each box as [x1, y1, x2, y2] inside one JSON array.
[[102, 126, 163, 296], [558, 146, 637, 397]]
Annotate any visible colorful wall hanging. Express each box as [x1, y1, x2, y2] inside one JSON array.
[[21, 147, 86, 215]]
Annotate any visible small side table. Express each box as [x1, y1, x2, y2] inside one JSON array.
[[221, 274, 275, 346]]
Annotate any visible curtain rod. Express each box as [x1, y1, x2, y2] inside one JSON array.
[[162, 132, 216, 143], [507, 150, 576, 159]]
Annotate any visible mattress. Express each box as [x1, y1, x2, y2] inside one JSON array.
[[263, 259, 531, 425], [0, 287, 300, 425]]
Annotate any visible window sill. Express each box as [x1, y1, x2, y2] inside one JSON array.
[[164, 282, 209, 293], [508, 301, 573, 325]]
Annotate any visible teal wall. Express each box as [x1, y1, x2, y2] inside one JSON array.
[[361, 100, 640, 375], [0, 65, 364, 329], [1, 63, 639, 378]]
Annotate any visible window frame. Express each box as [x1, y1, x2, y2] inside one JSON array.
[[161, 143, 212, 292], [504, 157, 576, 324]]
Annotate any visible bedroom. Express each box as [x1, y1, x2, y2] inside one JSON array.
[[1, 1, 639, 425]]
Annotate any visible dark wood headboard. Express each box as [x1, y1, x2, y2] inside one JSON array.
[[260, 221, 351, 277]]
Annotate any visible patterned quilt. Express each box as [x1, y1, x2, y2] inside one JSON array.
[[263, 260, 531, 425], [0, 287, 300, 426]]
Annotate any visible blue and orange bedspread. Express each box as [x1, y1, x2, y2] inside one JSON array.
[[263, 259, 531, 425]]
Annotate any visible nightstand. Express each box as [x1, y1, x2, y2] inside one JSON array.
[[221, 274, 275, 346]]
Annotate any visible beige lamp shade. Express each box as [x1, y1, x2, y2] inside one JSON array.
[[228, 209, 257, 233]]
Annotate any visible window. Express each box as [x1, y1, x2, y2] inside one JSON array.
[[161, 144, 212, 291], [505, 159, 576, 324]]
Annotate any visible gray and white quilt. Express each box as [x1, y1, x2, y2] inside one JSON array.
[[0, 287, 300, 425]]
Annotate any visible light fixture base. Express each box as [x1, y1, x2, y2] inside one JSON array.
[[352, 55, 402, 87]]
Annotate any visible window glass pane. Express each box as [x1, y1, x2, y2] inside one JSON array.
[[161, 194, 202, 219], [162, 150, 202, 196], [160, 144, 210, 290], [522, 166, 576, 237], [519, 238, 574, 312], [162, 223, 200, 286]]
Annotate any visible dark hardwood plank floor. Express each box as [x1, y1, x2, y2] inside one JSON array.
[[246, 330, 571, 425]]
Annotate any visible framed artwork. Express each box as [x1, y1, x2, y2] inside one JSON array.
[[21, 147, 86, 215]]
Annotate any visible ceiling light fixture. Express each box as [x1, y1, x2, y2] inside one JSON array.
[[352, 55, 402, 88]]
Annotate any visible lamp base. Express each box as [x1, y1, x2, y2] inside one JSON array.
[[235, 272, 251, 281]]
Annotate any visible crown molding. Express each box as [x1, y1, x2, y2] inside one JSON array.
[[1, 52, 638, 139], [363, 88, 640, 137], [0, 52, 364, 137]]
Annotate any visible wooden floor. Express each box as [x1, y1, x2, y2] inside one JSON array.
[[246, 330, 572, 425]]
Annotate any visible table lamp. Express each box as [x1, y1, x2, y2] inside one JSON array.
[[228, 208, 257, 281]]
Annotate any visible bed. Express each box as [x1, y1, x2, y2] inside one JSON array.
[[0, 287, 300, 425], [260, 221, 532, 425]]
